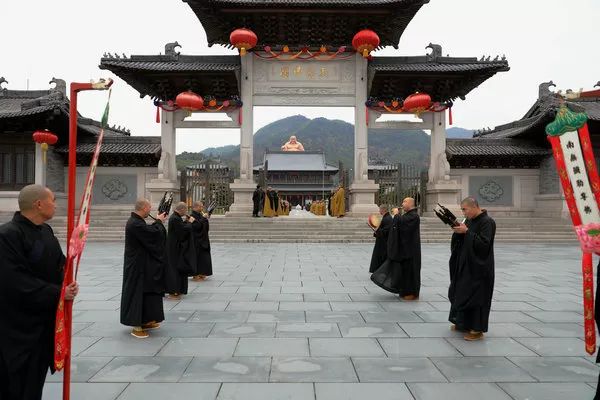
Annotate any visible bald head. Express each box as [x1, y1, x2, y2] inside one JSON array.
[[134, 199, 150, 211], [192, 201, 204, 212], [379, 204, 389, 215], [18, 184, 51, 211], [460, 197, 482, 219], [461, 197, 479, 208], [401, 197, 415, 212], [174, 202, 188, 214]]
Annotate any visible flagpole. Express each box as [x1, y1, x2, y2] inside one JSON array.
[[63, 79, 112, 400]]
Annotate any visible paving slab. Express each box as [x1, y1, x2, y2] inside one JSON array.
[[48, 242, 597, 395]]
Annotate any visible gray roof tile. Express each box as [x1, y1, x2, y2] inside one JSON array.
[[446, 138, 549, 157], [255, 152, 339, 171]]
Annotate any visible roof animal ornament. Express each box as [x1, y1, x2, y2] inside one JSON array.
[[594, 81, 600, 88], [426, 43, 442, 61], [49, 77, 67, 95], [538, 81, 556, 98], [165, 41, 181, 57], [0, 77, 7, 90]]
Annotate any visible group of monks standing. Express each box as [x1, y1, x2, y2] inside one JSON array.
[[120, 199, 213, 339], [253, 185, 290, 217], [369, 197, 496, 341]]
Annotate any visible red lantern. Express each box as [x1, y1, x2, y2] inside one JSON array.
[[352, 29, 380, 58], [176, 91, 204, 113], [230, 28, 258, 56], [33, 129, 58, 163], [403, 92, 432, 116]]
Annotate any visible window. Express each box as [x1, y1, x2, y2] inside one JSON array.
[[0, 144, 35, 190]]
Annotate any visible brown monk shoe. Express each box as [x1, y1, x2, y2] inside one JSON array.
[[131, 328, 149, 339], [401, 295, 419, 301], [142, 321, 161, 330], [464, 331, 484, 341]]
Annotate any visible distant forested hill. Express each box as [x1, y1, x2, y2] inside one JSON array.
[[177, 115, 473, 170]]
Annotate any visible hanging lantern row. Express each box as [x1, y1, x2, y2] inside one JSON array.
[[229, 28, 380, 59], [365, 93, 454, 124], [153, 95, 243, 123], [32, 129, 58, 163]]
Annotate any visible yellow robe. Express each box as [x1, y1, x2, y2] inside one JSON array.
[[334, 188, 345, 216], [263, 193, 274, 217]]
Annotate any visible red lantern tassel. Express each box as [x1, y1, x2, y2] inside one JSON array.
[[238, 107, 243, 126], [155, 106, 160, 123], [448, 107, 453, 126]]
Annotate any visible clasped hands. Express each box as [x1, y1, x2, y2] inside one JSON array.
[[451, 222, 468, 234]]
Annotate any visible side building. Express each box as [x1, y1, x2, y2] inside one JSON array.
[[0, 78, 161, 211], [446, 82, 600, 217]]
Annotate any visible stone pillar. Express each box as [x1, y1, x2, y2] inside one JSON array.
[[534, 155, 569, 218], [146, 109, 181, 206], [34, 143, 46, 187], [426, 111, 461, 210], [349, 54, 379, 217], [227, 54, 256, 216]]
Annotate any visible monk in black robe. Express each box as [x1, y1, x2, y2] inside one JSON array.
[[448, 197, 496, 341], [371, 198, 421, 300], [165, 202, 196, 299], [0, 185, 79, 400], [190, 201, 213, 281], [271, 190, 280, 216], [369, 205, 393, 273], [252, 185, 263, 217], [120, 199, 167, 339]]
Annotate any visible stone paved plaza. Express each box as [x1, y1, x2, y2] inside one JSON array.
[[42, 243, 599, 400]]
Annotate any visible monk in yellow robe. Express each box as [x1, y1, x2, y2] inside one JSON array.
[[263, 188, 274, 217], [334, 186, 345, 218]]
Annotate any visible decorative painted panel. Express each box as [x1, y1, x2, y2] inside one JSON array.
[[468, 176, 513, 206]]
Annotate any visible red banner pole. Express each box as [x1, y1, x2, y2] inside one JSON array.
[[63, 79, 112, 400]]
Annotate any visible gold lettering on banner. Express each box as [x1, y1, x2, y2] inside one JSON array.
[[306, 66, 316, 80], [319, 67, 328, 78], [293, 65, 303, 76], [280, 66, 289, 79]]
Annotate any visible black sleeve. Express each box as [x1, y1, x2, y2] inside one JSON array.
[[0, 231, 61, 313], [468, 218, 495, 257], [131, 220, 167, 252]]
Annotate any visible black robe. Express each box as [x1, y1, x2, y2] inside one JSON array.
[[0, 212, 65, 399], [448, 210, 496, 333], [120, 213, 166, 327], [371, 209, 421, 296], [252, 189, 263, 216], [191, 210, 213, 276], [165, 213, 195, 294], [269, 191, 279, 213], [369, 212, 393, 273]]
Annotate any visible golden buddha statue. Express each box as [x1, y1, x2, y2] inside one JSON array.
[[281, 135, 305, 152]]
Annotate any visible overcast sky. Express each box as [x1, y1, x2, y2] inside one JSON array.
[[2, 0, 599, 154]]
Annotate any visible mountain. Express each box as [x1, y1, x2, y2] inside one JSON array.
[[176, 115, 470, 170], [446, 127, 474, 138]]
